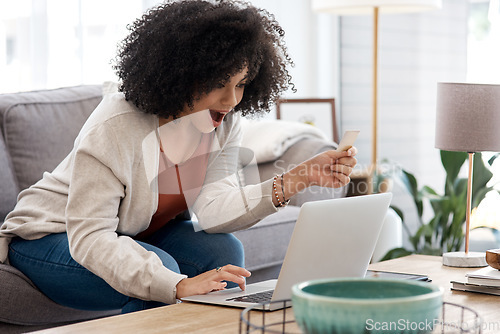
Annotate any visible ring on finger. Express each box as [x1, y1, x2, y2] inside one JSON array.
[[216, 266, 223, 273]]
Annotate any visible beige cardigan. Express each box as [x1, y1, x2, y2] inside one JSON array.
[[0, 92, 277, 304]]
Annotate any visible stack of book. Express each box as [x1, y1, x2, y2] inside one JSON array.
[[451, 266, 500, 296]]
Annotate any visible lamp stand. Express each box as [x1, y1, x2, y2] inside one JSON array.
[[442, 152, 487, 267], [371, 7, 378, 171]]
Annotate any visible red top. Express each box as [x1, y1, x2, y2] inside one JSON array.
[[135, 133, 213, 240]]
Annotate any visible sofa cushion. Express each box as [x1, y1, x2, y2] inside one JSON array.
[[0, 263, 118, 326], [0, 86, 102, 191], [233, 205, 301, 272], [0, 135, 19, 222]]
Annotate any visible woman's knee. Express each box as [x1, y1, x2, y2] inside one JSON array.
[[134, 240, 181, 273], [211, 233, 245, 267]]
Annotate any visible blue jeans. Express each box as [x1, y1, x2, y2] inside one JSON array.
[[8, 219, 244, 313]]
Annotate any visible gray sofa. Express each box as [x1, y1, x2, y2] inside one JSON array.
[[0, 85, 343, 332]]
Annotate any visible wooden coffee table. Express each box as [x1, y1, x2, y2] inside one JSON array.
[[33, 255, 500, 333]]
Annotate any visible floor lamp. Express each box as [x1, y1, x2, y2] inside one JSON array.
[[435, 82, 500, 267], [312, 0, 442, 171]]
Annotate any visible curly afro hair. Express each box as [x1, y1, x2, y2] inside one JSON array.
[[113, 0, 294, 119]]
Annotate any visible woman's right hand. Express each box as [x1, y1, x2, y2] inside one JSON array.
[[175, 265, 251, 299]]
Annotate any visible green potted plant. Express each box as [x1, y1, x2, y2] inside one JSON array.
[[382, 150, 499, 260]]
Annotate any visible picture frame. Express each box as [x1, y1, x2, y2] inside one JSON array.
[[276, 98, 338, 143]]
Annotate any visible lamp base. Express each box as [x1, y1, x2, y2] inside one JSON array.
[[442, 251, 488, 268]]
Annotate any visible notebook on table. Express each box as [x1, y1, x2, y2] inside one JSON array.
[[181, 192, 392, 310]]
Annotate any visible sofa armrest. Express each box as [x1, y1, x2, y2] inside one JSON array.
[[256, 137, 347, 207]]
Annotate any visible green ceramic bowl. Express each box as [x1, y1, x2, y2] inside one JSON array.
[[292, 278, 443, 334]]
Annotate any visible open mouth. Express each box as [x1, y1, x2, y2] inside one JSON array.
[[209, 109, 227, 126]]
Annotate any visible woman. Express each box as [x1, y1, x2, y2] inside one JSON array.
[[0, 0, 357, 313]]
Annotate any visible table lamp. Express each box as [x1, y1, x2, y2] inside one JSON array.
[[312, 0, 441, 170], [435, 82, 500, 267]]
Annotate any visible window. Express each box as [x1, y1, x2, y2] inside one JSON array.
[[0, 0, 147, 93], [467, 0, 500, 83]]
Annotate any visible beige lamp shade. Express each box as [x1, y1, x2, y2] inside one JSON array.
[[312, 0, 442, 15], [435, 83, 500, 153]]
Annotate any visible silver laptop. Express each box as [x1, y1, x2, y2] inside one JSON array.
[[181, 192, 392, 310]]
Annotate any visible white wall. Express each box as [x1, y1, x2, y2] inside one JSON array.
[[248, 0, 341, 119], [339, 0, 469, 243]]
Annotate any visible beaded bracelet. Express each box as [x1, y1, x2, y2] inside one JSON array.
[[280, 173, 288, 202], [273, 175, 290, 207], [272, 175, 284, 207]]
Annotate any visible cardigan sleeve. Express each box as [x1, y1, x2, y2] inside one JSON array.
[[191, 113, 279, 233], [65, 122, 186, 304]]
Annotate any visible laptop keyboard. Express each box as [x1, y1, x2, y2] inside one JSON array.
[[226, 290, 274, 303]]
